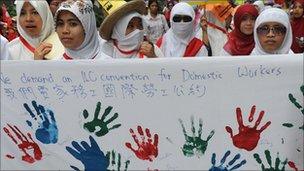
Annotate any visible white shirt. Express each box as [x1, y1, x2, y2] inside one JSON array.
[[144, 12, 169, 44], [1, 35, 9, 60]]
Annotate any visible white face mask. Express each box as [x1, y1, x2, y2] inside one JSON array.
[[171, 21, 193, 39], [117, 29, 144, 51]]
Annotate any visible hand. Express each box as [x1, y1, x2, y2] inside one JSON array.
[[23, 100, 58, 144], [287, 85, 304, 130], [125, 125, 159, 162], [225, 105, 271, 151], [253, 150, 288, 171], [179, 116, 215, 157], [106, 150, 130, 171], [139, 41, 156, 58], [209, 150, 246, 171], [66, 136, 109, 171], [83, 102, 121, 137], [3, 124, 42, 164], [200, 16, 208, 32], [34, 42, 52, 60]]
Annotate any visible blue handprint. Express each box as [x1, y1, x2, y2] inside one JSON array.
[[209, 150, 247, 171], [23, 100, 58, 144], [66, 136, 109, 171]]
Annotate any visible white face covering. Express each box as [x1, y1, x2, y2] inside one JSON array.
[[111, 12, 145, 58], [171, 22, 194, 40]]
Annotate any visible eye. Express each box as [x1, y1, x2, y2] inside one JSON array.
[[32, 10, 39, 15], [20, 10, 26, 16], [69, 22, 78, 27], [56, 20, 64, 27]]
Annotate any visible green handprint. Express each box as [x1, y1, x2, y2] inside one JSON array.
[[106, 150, 130, 171], [285, 85, 304, 130], [253, 150, 288, 171], [179, 116, 215, 157], [83, 102, 121, 137]]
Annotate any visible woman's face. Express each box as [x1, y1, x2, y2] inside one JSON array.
[[149, 2, 158, 15], [125, 17, 143, 35], [49, 0, 65, 16], [293, 2, 304, 18], [239, 14, 255, 35], [56, 11, 85, 50], [257, 22, 286, 53], [19, 2, 43, 37]]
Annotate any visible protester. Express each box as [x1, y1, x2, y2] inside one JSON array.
[[1, 35, 9, 60], [54, 0, 107, 60], [144, 0, 169, 44], [8, 0, 54, 60], [251, 8, 293, 55], [156, 2, 208, 57], [221, 4, 259, 56], [205, 3, 234, 56], [163, 0, 177, 27], [290, 0, 304, 53], [99, 0, 163, 58], [46, 0, 66, 16]]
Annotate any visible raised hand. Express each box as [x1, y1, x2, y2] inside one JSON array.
[[83, 102, 121, 137], [253, 150, 288, 171], [179, 116, 215, 157], [66, 135, 109, 171], [209, 150, 247, 171], [225, 105, 271, 151], [3, 124, 42, 164], [125, 125, 159, 162], [23, 100, 58, 144], [106, 150, 130, 171]]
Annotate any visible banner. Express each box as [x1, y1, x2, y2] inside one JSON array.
[[1, 54, 303, 170]]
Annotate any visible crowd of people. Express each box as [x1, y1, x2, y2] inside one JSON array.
[[0, 0, 303, 60]]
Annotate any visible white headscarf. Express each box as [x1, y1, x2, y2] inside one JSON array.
[[111, 12, 145, 58], [16, 0, 54, 47], [160, 2, 196, 57], [55, 0, 101, 59], [253, 0, 265, 13], [251, 8, 293, 55]]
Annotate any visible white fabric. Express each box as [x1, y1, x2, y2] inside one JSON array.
[[8, 0, 54, 60], [253, 0, 265, 13], [1, 35, 9, 60], [144, 12, 169, 44], [159, 2, 207, 57], [206, 11, 228, 57], [55, 0, 106, 60], [251, 8, 294, 55], [110, 12, 146, 58]]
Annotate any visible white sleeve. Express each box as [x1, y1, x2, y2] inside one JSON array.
[[219, 48, 232, 56], [1, 36, 9, 60]]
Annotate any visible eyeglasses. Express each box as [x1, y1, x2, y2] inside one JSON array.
[[257, 25, 287, 36], [172, 15, 192, 22]]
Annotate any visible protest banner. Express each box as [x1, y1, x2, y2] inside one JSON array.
[[1, 54, 303, 170]]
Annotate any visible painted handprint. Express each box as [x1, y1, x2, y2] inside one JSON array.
[[125, 125, 159, 162], [179, 116, 215, 157], [106, 150, 130, 171], [225, 105, 271, 151], [3, 124, 42, 164], [66, 135, 109, 171], [83, 102, 121, 137], [253, 150, 288, 171], [23, 100, 58, 144], [288, 161, 304, 171], [284, 85, 304, 130], [209, 150, 247, 171]]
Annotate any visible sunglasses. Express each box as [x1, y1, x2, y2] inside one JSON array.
[[172, 15, 192, 22], [257, 25, 287, 36]]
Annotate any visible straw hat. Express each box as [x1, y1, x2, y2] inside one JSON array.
[[98, 0, 146, 40], [210, 3, 234, 22]]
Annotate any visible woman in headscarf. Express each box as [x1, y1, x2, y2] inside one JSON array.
[[99, 0, 163, 58], [290, 0, 304, 53], [156, 2, 208, 57], [251, 8, 293, 55], [221, 4, 259, 56], [54, 0, 107, 60], [8, 0, 54, 60]]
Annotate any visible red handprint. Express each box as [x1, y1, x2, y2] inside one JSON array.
[[125, 126, 159, 162], [225, 105, 271, 151], [3, 124, 42, 164], [288, 161, 304, 171]]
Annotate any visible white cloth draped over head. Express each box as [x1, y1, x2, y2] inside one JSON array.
[[8, 0, 54, 60], [159, 2, 196, 57], [111, 12, 145, 58], [55, 0, 103, 59], [251, 8, 293, 55], [253, 0, 265, 13]]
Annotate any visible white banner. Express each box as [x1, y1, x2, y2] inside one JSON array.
[[1, 54, 303, 170]]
